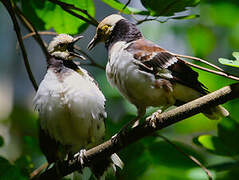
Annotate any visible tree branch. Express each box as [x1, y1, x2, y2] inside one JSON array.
[[182, 60, 239, 81], [133, 14, 199, 25], [22, 31, 58, 41], [122, 0, 131, 11], [13, 4, 51, 61], [172, 53, 225, 72], [34, 83, 239, 180], [48, 0, 98, 27], [173, 53, 239, 81], [2, 0, 38, 91]]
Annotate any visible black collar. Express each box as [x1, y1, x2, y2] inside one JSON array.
[[48, 55, 79, 72], [106, 19, 143, 50]]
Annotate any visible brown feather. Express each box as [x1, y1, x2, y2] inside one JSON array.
[[126, 39, 208, 95]]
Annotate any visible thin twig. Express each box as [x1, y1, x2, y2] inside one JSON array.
[[48, 0, 98, 26], [16, 31, 57, 51], [74, 45, 105, 70], [183, 60, 239, 81], [14, 4, 50, 61], [49, 0, 98, 25], [136, 17, 165, 25], [2, 0, 38, 91], [133, 14, 199, 25], [156, 134, 213, 180], [34, 83, 239, 179], [173, 53, 225, 72], [30, 162, 49, 179], [122, 0, 131, 11], [22, 31, 58, 41]]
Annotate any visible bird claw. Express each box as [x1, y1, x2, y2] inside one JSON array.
[[146, 109, 162, 128], [74, 149, 87, 167]]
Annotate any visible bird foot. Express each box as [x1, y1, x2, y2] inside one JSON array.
[[73, 149, 87, 168], [146, 109, 162, 128]]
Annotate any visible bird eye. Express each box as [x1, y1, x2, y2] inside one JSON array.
[[102, 25, 109, 32]]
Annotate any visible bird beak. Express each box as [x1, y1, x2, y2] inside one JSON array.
[[69, 51, 86, 60], [73, 35, 83, 43], [67, 35, 86, 60], [88, 34, 101, 50]]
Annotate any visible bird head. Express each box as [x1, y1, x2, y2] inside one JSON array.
[[48, 34, 85, 60], [88, 14, 125, 50]]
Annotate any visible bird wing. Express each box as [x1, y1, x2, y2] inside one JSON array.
[[125, 38, 208, 95]]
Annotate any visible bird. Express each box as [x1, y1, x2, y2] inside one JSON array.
[[88, 14, 229, 132], [33, 34, 123, 179]]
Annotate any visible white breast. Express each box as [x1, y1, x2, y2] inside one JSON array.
[[34, 68, 106, 152], [106, 41, 175, 108]]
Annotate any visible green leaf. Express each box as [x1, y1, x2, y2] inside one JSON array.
[[141, 0, 200, 16], [201, 3, 239, 28], [232, 52, 239, 60], [21, 0, 95, 34], [171, 14, 200, 20], [196, 135, 232, 156], [208, 161, 239, 172], [218, 117, 239, 155], [187, 25, 216, 57], [100, 0, 149, 15], [148, 140, 204, 168], [0, 157, 28, 180], [158, 14, 200, 23], [218, 52, 239, 68], [22, 136, 42, 157], [207, 0, 239, 5], [118, 137, 206, 180], [0, 136, 4, 147], [15, 155, 34, 177]]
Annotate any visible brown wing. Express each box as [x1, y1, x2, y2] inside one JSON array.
[[125, 39, 208, 95]]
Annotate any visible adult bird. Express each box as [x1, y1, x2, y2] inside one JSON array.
[[88, 14, 229, 132], [34, 34, 123, 179]]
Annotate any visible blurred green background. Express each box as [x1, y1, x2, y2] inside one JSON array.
[[0, 0, 239, 179]]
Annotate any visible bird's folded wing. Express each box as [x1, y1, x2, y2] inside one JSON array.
[[125, 38, 208, 95]]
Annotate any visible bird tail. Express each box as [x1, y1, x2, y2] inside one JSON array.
[[90, 153, 124, 179], [203, 105, 229, 120]]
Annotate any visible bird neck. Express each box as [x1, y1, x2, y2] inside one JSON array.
[[47, 56, 79, 72], [106, 19, 143, 50]]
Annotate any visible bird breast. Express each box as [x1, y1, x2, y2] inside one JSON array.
[[34, 68, 106, 152], [106, 41, 175, 108]]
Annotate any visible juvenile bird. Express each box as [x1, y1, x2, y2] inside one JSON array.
[[34, 34, 123, 179], [88, 14, 229, 131]]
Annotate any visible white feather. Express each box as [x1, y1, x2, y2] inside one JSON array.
[[34, 67, 106, 152], [107, 41, 176, 108]]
